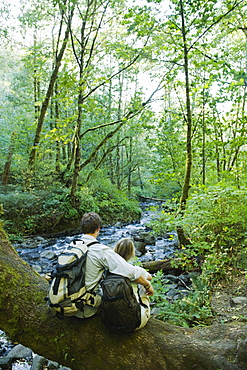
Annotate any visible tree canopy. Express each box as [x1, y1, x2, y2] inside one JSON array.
[[1, 0, 247, 202]]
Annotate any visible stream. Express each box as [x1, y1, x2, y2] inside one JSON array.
[[1, 203, 185, 369], [14, 203, 178, 277]]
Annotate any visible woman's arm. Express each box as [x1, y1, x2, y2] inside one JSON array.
[[135, 275, 154, 296]]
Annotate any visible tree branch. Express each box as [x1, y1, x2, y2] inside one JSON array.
[[188, 0, 246, 52]]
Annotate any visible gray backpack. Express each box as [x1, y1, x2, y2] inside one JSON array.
[[47, 239, 99, 318]]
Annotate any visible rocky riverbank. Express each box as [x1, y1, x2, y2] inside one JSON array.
[[1, 206, 247, 369], [1, 207, 184, 369]]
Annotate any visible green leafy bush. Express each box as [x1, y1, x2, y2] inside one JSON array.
[[184, 185, 247, 249], [151, 271, 213, 327], [0, 188, 68, 234], [0, 177, 142, 235], [148, 184, 247, 326], [150, 184, 247, 278], [89, 176, 142, 224]]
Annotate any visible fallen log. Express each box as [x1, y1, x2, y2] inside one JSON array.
[[138, 195, 166, 202], [141, 258, 183, 274], [0, 226, 247, 370]]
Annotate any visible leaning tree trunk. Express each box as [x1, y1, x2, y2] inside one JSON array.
[[28, 6, 75, 169], [176, 0, 193, 247], [0, 226, 247, 369]]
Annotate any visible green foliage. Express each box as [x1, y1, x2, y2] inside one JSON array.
[[0, 187, 67, 234], [150, 270, 169, 303], [182, 185, 247, 265], [147, 184, 247, 328], [150, 184, 247, 284], [89, 174, 142, 224], [147, 200, 180, 236], [235, 248, 247, 270], [0, 173, 142, 235], [151, 271, 213, 327], [62, 186, 99, 220]]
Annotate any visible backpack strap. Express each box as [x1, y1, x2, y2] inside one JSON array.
[[137, 285, 149, 309], [51, 240, 99, 295], [86, 240, 100, 247], [69, 239, 102, 297], [52, 276, 62, 295], [71, 239, 99, 248]]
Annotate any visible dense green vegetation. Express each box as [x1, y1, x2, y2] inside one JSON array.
[[1, 0, 247, 327], [0, 176, 142, 236], [149, 184, 247, 326]]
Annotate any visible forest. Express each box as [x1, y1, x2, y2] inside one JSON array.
[[1, 0, 247, 368]]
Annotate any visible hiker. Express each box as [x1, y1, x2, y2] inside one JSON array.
[[113, 237, 152, 330], [75, 212, 154, 319]]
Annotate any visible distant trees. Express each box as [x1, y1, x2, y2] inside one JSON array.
[[1, 0, 247, 203]]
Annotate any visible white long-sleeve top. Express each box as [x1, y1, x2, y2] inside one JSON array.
[[82, 234, 143, 291]]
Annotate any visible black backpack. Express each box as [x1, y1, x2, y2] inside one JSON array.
[[47, 239, 99, 318], [101, 273, 144, 333]]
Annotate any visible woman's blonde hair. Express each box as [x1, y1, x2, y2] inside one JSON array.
[[114, 238, 135, 261]]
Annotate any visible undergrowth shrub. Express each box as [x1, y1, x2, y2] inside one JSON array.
[[0, 188, 70, 234], [151, 271, 213, 327], [149, 185, 247, 279], [148, 184, 247, 325], [184, 185, 247, 251], [0, 177, 141, 235], [89, 176, 142, 224]]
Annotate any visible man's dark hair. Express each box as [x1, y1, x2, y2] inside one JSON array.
[[81, 212, 102, 234]]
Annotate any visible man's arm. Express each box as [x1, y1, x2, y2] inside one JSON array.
[[102, 247, 154, 296], [135, 275, 154, 296]]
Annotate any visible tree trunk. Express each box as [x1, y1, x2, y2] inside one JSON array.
[[69, 0, 99, 203], [127, 136, 133, 196], [0, 227, 247, 369], [33, 32, 41, 122], [2, 132, 16, 185], [54, 80, 61, 173], [178, 0, 192, 213], [176, 0, 192, 247], [28, 6, 75, 169], [69, 84, 83, 205], [116, 73, 124, 189], [201, 71, 206, 186]]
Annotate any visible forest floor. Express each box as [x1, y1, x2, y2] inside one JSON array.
[[211, 272, 247, 324]]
